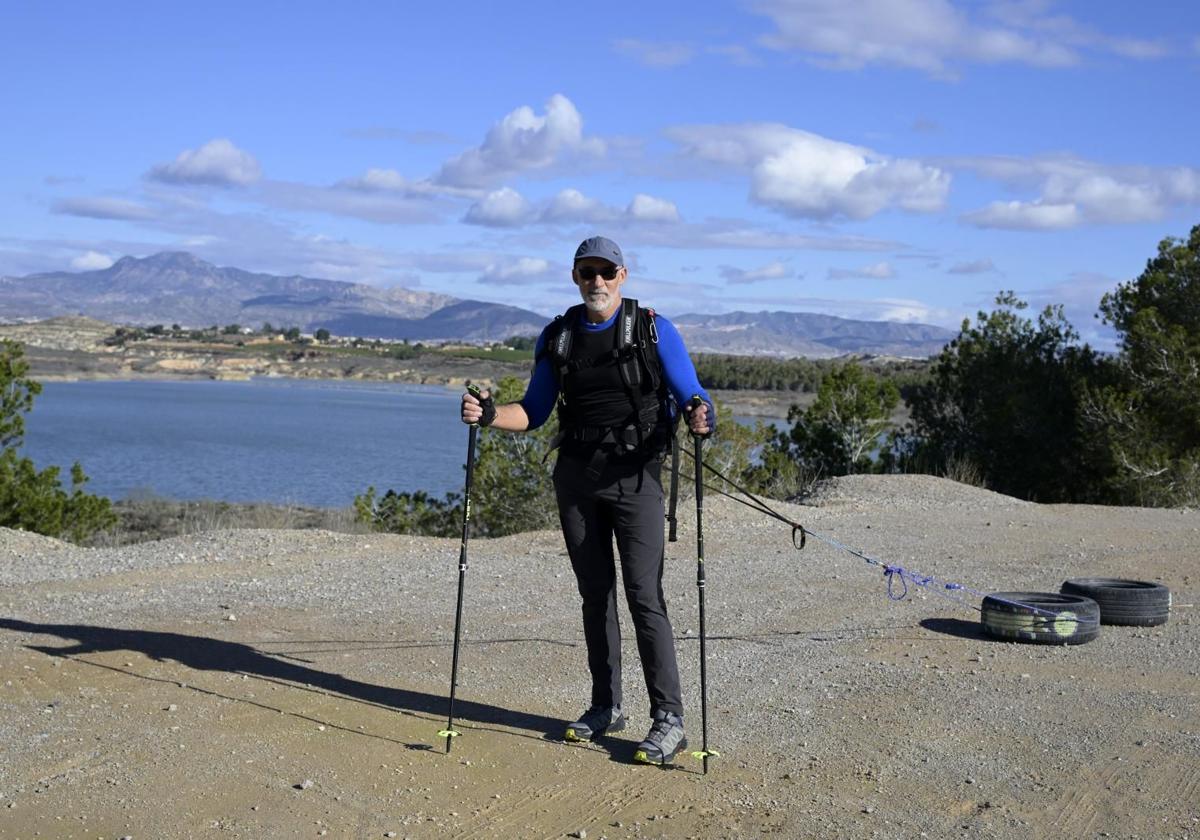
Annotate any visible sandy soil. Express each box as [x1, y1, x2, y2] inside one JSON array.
[[1, 475, 1197, 839]]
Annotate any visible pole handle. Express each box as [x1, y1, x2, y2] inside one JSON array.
[[687, 394, 705, 437]]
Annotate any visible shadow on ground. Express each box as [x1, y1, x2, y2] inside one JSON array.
[[919, 617, 990, 641], [0, 617, 562, 739]]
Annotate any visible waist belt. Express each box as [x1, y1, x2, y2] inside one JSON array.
[[552, 420, 666, 481]]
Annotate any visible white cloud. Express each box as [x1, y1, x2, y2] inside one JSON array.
[[463, 187, 535, 227], [614, 39, 695, 67], [669, 123, 948, 220], [709, 44, 762, 66], [719, 261, 792, 284], [828, 261, 895, 280], [479, 256, 556, 285], [749, 0, 1165, 76], [626, 193, 681, 223], [636, 221, 900, 252], [964, 200, 1080, 230], [1106, 37, 1171, 59], [872, 298, 948, 323], [70, 250, 115, 270], [541, 188, 617, 224], [338, 168, 409, 191], [435, 94, 605, 188], [957, 154, 1200, 230], [258, 180, 442, 225], [947, 258, 996, 275], [52, 196, 156, 221], [148, 138, 262, 186]]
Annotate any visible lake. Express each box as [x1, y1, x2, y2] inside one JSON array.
[[18, 379, 470, 508], [17, 378, 782, 509]]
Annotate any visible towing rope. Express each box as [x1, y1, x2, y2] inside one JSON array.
[[680, 447, 1100, 627]]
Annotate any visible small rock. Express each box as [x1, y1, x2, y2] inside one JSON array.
[[966, 777, 976, 785], [862, 805, 875, 814], [296, 779, 314, 790], [317, 725, 326, 731], [385, 833, 397, 838], [165, 704, 178, 712]]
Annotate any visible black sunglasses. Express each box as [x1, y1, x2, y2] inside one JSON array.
[[575, 265, 621, 281]]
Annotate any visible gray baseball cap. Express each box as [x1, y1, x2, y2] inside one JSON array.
[[574, 236, 624, 266]]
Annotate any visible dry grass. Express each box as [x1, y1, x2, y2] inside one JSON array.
[[91, 496, 368, 546]]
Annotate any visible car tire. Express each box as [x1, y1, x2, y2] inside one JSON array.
[[1060, 578, 1170, 627], [981, 591, 1101, 645]]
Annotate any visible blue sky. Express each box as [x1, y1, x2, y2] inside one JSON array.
[[3, 1, 1198, 344]]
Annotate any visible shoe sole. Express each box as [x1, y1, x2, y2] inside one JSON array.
[[564, 716, 626, 743], [633, 736, 688, 765]]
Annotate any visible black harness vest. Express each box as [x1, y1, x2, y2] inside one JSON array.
[[538, 298, 674, 477]]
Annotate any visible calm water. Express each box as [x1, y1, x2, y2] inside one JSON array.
[[18, 379, 470, 508]]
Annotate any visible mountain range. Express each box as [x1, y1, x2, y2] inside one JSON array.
[[0, 252, 954, 357]]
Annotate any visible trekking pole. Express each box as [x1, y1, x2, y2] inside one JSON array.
[[688, 395, 718, 773], [440, 384, 482, 753], [667, 430, 680, 543]]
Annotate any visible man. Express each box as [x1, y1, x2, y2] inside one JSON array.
[[461, 235, 714, 765]]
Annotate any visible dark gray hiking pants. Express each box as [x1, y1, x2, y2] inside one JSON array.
[[552, 452, 684, 717]]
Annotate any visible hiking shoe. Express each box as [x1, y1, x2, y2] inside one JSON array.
[[633, 710, 688, 765], [564, 705, 625, 742]]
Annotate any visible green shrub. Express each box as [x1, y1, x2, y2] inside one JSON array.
[[0, 339, 116, 542]]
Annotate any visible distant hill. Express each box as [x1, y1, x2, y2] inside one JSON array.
[[0, 252, 545, 342], [0, 252, 954, 356], [673, 310, 953, 358]]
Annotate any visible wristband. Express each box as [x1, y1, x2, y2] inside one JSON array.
[[478, 393, 496, 427]]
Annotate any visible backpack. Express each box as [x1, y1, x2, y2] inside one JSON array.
[[537, 298, 676, 468]]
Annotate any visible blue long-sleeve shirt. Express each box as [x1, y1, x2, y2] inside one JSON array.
[[518, 306, 714, 430]]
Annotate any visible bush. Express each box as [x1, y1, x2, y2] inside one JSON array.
[[895, 293, 1105, 502], [0, 340, 117, 542], [784, 361, 898, 476], [1083, 224, 1200, 505], [354, 376, 558, 537], [0, 452, 117, 543]]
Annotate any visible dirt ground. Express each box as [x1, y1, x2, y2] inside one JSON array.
[[1, 476, 1198, 839]]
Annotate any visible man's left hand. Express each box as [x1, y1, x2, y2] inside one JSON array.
[[687, 401, 712, 436]]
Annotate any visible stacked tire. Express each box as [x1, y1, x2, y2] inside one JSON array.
[[981, 591, 1101, 645], [1060, 578, 1171, 627]]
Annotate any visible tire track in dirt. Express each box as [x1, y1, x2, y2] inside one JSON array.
[[1042, 738, 1196, 837], [447, 744, 684, 840]]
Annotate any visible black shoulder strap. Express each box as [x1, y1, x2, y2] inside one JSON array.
[[537, 304, 585, 387], [616, 298, 641, 392]]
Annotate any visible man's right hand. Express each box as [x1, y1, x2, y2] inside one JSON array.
[[461, 388, 495, 426]]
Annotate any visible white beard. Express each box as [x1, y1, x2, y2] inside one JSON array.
[[582, 288, 611, 313]]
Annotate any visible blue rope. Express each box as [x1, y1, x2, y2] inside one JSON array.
[[678, 448, 1098, 628], [803, 527, 1099, 627]]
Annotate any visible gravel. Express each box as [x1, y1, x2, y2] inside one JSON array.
[[2, 474, 1198, 839]]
